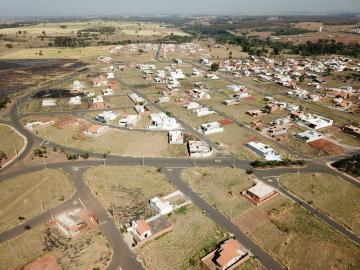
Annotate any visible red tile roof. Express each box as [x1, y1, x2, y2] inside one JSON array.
[[136, 219, 151, 235]]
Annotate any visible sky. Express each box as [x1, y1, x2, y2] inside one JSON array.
[[1, 0, 360, 17]]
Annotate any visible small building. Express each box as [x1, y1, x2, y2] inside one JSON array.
[[188, 140, 213, 158], [343, 124, 360, 139], [42, 99, 56, 107], [102, 88, 114, 96], [131, 219, 152, 241], [200, 122, 224, 135], [183, 102, 202, 110], [168, 130, 185, 144], [157, 96, 170, 103], [149, 197, 173, 215], [94, 111, 118, 123], [193, 107, 215, 117], [26, 120, 55, 130], [246, 141, 282, 161], [149, 112, 180, 130], [119, 115, 140, 127], [201, 239, 250, 270], [83, 125, 108, 137], [69, 96, 81, 105], [297, 113, 333, 130], [296, 130, 323, 143], [242, 182, 278, 206]]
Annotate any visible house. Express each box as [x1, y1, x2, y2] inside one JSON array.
[[296, 130, 323, 143], [246, 141, 282, 161], [227, 84, 247, 92], [192, 68, 202, 76], [42, 99, 56, 107], [92, 95, 104, 104], [193, 107, 215, 117], [69, 96, 81, 105], [297, 113, 333, 130], [149, 197, 173, 215], [200, 58, 212, 66], [173, 58, 183, 64], [265, 101, 287, 112], [201, 239, 250, 270], [25, 120, 55, 130], [119, 115, 140, 127], [206, 73, 219, 80], [246, 110, 264, 117], [188, 140, 213, 158], [92, 76, 108, 87], [131, 219, 152, 241], [83, 125, 108, 137], [265, 125, 289, 137], [168, 130, 185, 144], [134, 105, 146, 114], [102, 88, 114, 96], [343, 124, 360, 138], [157, 96, 170, 103], [286, 103, 300, 113], [106, 72, 115, 79], [242, 182, 278, 206], [128, 93, 145, 104], [183, 102, 202, 110], [192, 89, 211, 100], [148, 112, 180, 130], [200, 122, 224, 135], [94, 111, 118, 123]]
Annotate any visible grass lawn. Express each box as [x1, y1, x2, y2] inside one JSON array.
[[234, 197, 360, 270], [181, 167, 255, 219], [0, 124, 25, 165], [280, 173, 360, 235], [84, 166, 175, 227], [137, 205, 229, 270], [0, 169, 74, 232], [0, 225, 111, 270]]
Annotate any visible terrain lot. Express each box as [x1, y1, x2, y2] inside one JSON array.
[[181, 167, 255, 219], [84, 166, 175, 227], [0, 169, 74, 232], [279, 173, 360, 235], [0, 124, 25, 166], [0, 224, 111, 270], [234, 197, 360, 270], [137, 205, 229, 270]]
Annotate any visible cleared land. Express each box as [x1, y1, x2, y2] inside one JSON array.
[[234, 197, 360, 270], [84, 166, 175, 227], [181, 167, 255, 219], [0, 224, 111, 270], [0, 169, 74, 232], [280, 173, 360, 235], [137, 205, 229, 270], [0, 124, 25, 166]]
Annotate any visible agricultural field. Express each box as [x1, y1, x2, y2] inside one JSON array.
[[181, 167, 255, 220], [0, 224, 111, 270], [0, 169, 74, 232], [234, 197, 360, 270], [279, 173, 360, 235], [0, 124, 25, 166], [84, 166, 175, 227]]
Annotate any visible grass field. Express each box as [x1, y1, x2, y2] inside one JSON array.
[[0, 224, 111, 270], [181, 167, 254, 220], [84, 166, 175, 226], [234, 197, 360, 270], [137, 205, 229, 270], [0, 124, 25, 166], [0, 169, 74, 232], [280, 173, 360, 235]]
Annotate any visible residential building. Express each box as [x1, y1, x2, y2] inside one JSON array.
[[193, 107, 215, 117], [343, 124, 360, 138], [25, 120, 55, 130], [94, 111, 117, 123], [188, 140, 213, 158], [149, 197, 173, 215], [148, 112, 180, 130], [69, 96, 81, 105], [192, 89, 211, 100], [242, 182, 278, 206], [131, 219, 152, 241], [168, 130, 185, 144], [128, 93, 145, 104], [296, 130, 323, 143], [200, 122, 224, 135], [297, 113, 333, 130], [183, 102, 201, 110], [83, 125, 108, 137], [119, 115, 140, 127], [102, 88, 114, 96], [42, 99, 56, 107], [246, 141, 282, 161]]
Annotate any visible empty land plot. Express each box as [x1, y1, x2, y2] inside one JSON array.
[[0, 169, 74, 232], [0, 124, 25, 165], [32, 125, 187, 157], [181, 167, 255, 219], [280, 173, 360, 235], [137, 205, 229, 270], [84, 166, 175, 226], [0, 224, 111, 270], [103, 95, 133, 108], [235, 197, 360, 270], [234, 257, 266, 270]]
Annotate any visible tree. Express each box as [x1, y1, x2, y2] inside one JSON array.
[[210, 63, 219, 71], [299, 75, 305, 82], [228, 50, 233, 59]]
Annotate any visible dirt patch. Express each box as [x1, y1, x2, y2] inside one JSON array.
[[23, 255, 60, 270], [308, 138, 344, 155]]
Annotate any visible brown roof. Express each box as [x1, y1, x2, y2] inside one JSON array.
[[216, 239, 246, 268], [136, 219, 151, 235], [87, 125, 103, 133]]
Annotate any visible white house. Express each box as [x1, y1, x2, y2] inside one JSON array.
[[200, 122, 224, 135], [296, 130, 323, 143], [130, 219, 152, 241], [183, 102, 201, 110], [102, 88, 114, 96], [42, 99, 56, 107], [119, 115, 140, 127], [134, 105, 146, 113], [95, 111, 118, 122], [149, 197, 173, 215], [148, 112, 180, 130], [206, 73, 219, 80], [193, 107, 215, 117], [168, 130, 184, 144], [106, 72, 115, 79], [246, 141, 282, 161], [92, 95, 104, 104], [188, 140, 213, 158], [192, 89, 211, 100], [297, 113, 333, 130], [128, 93, 145, 104], [69, 96, 81, 105]]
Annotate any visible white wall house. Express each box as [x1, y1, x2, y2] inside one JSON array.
[[188, 140, 213, 158], [297, 113, 333, 130], [102, 88, 114, 96], [148, 112, 180, 130], [296, 130, 323, 143], [246, 141, 282, 161], [119, 115, 140, 127], [200, 122, 223, 135], [193, 107, 215, 117], [149, 197, 173, 215], [69, 96, 81, 105]]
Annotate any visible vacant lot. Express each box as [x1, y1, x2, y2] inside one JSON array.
[[280, 173, 360, 235], [31, 124, 188, 157], [137, 205, 229, 270], [181, 167, 254, 220], [234, 197, 360, 270], [84, 166, 175, 227], [0, 224, 111, 270], [0, 124, 25, 166], [0, 169, 74, 232]]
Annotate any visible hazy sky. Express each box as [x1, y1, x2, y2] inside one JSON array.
[[1, 0, 360, 17]]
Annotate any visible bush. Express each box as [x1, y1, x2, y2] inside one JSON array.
[[250, 159, 305, 168], [67, 153, 79, 160], [210, 62, 219, 71]]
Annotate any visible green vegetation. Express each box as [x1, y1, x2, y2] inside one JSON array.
[[332, 154, 360, 177], [250, 159, 305, 168]]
